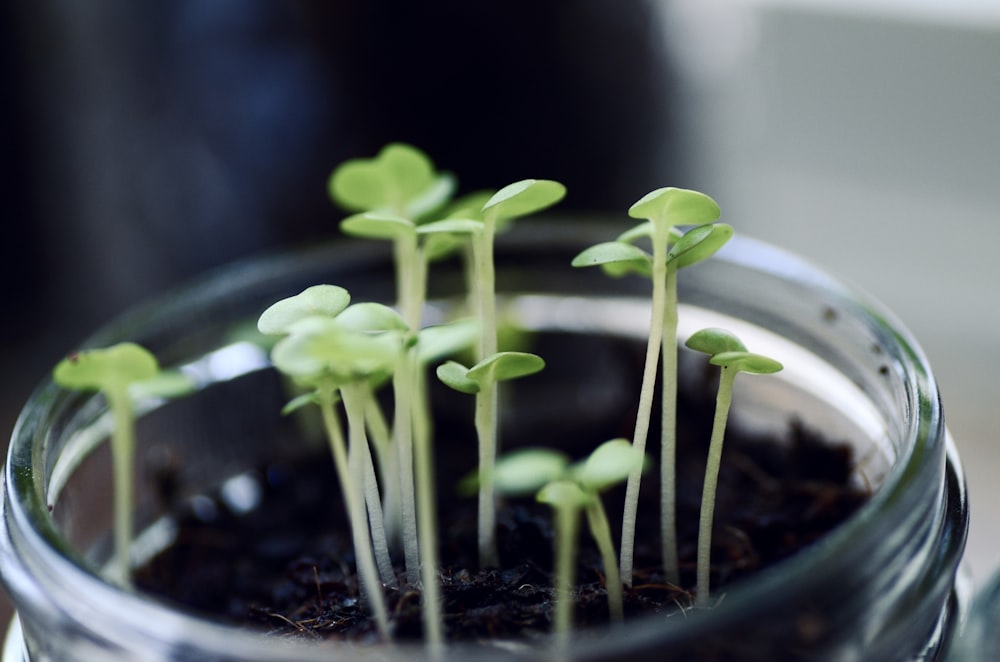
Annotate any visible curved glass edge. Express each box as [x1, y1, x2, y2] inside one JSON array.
[[0, 223, 966, 660]]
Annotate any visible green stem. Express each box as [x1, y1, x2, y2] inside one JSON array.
[[696, 367, 736, 607], [472, 221, 500, 568], [475, 379, 499, 568], [394, 233, 425, 585], [660, 263, 680, 586], [412, 360, 444, 651], [107, 390, 134, 588], [553, 503, 581, 649], [619, 227, 668, 586], [585, 498, 624, 623], [365, 397, 400, 548], [320, 388, 390, 640]]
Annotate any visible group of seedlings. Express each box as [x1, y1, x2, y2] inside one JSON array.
[[53, 143, 784, 652]]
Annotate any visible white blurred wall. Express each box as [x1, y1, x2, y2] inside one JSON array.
[[654, 0, 1000, 584]]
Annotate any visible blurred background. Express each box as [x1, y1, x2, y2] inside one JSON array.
[[1, 0, 998, 630]]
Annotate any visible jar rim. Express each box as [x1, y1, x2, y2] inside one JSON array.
[[0, 223, 966, 659]]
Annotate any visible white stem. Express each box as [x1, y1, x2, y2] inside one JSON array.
[[696, 368, 736, 607], [619, 229, 668, 586], [660, 264, 680, 585], [320, 389, 390, 640]]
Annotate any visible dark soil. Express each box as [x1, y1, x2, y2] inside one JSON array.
[[133, 333, 871, 646]]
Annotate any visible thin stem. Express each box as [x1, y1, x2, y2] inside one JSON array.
[[107, 391, 134, 588], [366, 397, 400, 548], [412, 359, 444, 651], [696, 367, 736, 607], [472, 221, 500, 568], [660, 263, 680, 586], [394, 232, 425, 585], [585, 498, 624, 623], [358, 396, 398, 590], [475, 379, 499, 568], [552, 504, 581, 650], [320, 388, 390, 640], [619, 228, 668, 586]]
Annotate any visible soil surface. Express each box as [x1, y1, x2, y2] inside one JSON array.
[[134, 334, 871, 647]]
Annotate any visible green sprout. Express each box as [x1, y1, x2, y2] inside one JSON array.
[[259, 293, 410, 642], [572, 187, 730, 586], [685, 328, 783, 606], [493, 440, 642, 645], [421, 179, 564, 569], [437, 351, 546, 568], [330, 144, 454, 591], [53, 343, 161, 586]]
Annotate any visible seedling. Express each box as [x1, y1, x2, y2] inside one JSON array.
[[494, 439, 642, 645], [685, 327, 783, 606], [53, 343, 162, 586], [572, 187, 730, 586], [437, 351, 546, 567], [421, 178, 564, 568], [260, 297, 410, 642]]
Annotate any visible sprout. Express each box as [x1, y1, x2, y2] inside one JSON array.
[[260, 296, 407, 642], [53, 343, 163, 586], [685, 328, 783, 606], [437, 351, 546, 567], [494, 440, 642, 645], [573, 187, 729, 586]]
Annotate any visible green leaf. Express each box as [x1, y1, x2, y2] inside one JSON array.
[[710, 351, 784, 375], [668, 223, 734, 269], [482, 179, 566, 223], [328, 143, 444, 216], [436, 360, 479, 394], [407, 173, 457, 220], [571, 439, 643, 492], [334, 302, 408, 333], [127, 371, 195, 401], [54, 343, 159, 395], [685, 328, 748, 356], [416, 320, 479, 364], [340, 211, 416, 241], [628, 187, 721, 230], [467, 351, 545, 385], [281, 391, 320, 415], [415, 218, 484, 236], [257, 285, 351, 335], [572, 241, 651, 270], [537, 480, 591, 510], [272, 326, 400, 382], [492, 448, 570, 496]]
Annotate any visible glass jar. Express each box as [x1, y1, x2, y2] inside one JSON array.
[[0, 222, 968, 660]]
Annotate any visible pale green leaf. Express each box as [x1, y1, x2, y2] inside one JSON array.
[[127, 371, 195, 401], [628, 187, 721, 231], [54, 343, 159, 395], [416, 320, 479, 364], [334, 302, 408, 333], [281, 392, 320, 415], [571, 439, 643, 492], [340, 211, 415, 241], [482, 179, 566, 223], [415, 218, 483, 236], [572, 241, 651, 269], [467, 351, 545, 385], [668, 223, 734, 269], [492, 448, 570, 496], [685, 328, 748, 356], [257, 285, 351, 335], [710, 351, 784, 375], [537, 480, 591, 510], [436, 360, 479, 394]]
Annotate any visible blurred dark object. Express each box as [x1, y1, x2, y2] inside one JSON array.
[[7, 0, 676, 340]]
